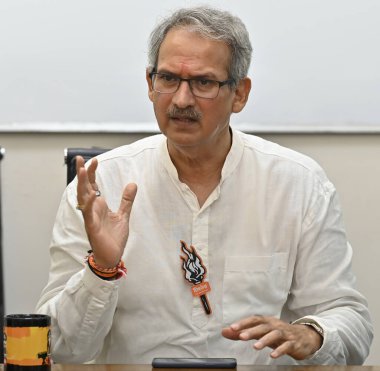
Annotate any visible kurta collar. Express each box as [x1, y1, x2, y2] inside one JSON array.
[[159, 128, 245, 184]]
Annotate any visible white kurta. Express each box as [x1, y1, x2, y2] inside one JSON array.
[[36, 129, 372, 365]]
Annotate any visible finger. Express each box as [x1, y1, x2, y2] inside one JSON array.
[[270, 340, 296, 359], [118, 183, 138, 215], [230, 315, 264, 332], [221, 327, 241, 341], [239, 323, 272, 341], [81, 189, 98, 220], [87, 158, 98, 186], [75, 155, 85, 175], [76, 157, 97, 207], [77, 165, 91, 204], [252, 328, 284, 350]]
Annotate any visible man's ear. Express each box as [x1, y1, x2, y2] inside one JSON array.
[[146, 69, 154, 102], [232, 77, 251, 113]]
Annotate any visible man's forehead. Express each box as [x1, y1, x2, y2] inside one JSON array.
[[156, 28, 231, 75]]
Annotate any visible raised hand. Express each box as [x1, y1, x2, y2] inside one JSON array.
[[222, 315, 322, 360], [75, 155, 137, 268]]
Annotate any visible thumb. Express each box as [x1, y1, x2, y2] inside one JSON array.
[[118, 183, 137, 216]]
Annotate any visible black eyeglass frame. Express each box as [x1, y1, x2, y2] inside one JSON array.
[[149, 71, 235, 99]]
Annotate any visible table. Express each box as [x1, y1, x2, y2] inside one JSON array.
[[1, 365, 378, 371]]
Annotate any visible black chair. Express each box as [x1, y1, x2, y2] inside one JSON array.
[[64, 147, 110, 185], [0, 147, 5, 362]]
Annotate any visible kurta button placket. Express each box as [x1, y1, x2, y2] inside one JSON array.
[[191, 207, 211, 328]]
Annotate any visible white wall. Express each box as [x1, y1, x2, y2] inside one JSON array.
[[1, 0, 379, 129], [1, 132, 379, 364]]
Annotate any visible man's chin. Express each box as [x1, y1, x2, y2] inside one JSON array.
[[160, 121, 198, 136], [164, 131, 202, 148]]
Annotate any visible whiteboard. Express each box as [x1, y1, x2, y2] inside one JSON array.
[[0, 0, 379, 133]]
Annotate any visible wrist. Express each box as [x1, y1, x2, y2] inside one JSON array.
[[297, 321, 324, 338], [292, 318, 324, 356], [297, 322, 324, 354], [86, 250, 127, 280], [91, 256, 120, 270], [90, 250, 121, 269]]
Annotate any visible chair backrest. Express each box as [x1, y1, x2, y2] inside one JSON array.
[[64, 147, 110, 185]]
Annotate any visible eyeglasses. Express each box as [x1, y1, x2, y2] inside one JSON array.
[[149, 72, 234, 99]]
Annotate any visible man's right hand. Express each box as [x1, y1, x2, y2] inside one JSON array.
[[76, 155, 137, 269]]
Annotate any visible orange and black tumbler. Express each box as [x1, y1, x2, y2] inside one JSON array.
[[4, 314, 51, 370]]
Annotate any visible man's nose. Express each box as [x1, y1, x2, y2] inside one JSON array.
[[171, 80, 196, 108]]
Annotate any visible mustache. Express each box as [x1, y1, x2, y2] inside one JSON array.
[[167, 106, 202, 121]]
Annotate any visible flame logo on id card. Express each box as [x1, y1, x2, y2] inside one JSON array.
[[180, 240, 212, 315]]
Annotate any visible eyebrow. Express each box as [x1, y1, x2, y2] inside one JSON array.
[[156, 69, 219, 80]]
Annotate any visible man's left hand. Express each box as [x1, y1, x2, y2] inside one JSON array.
[[222, 315, 323, 360]]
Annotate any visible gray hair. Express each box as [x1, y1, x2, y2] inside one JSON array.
[[147, 6, 252, 85]]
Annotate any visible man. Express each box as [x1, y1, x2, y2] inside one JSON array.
[[36, 6, 372, 365]]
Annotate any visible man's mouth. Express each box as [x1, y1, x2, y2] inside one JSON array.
[[170, 115, 198, 123]]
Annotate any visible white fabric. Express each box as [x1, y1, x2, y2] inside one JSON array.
[[36, 129, 373, 365]]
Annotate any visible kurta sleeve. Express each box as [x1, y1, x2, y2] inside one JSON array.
[[35, 184, 121, 363], [286, 177, 373, 364]]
